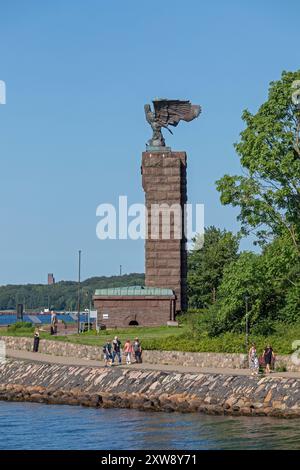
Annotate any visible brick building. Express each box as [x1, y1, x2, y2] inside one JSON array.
[[47, 273, 55, 285], [94, 286, 175, 328]]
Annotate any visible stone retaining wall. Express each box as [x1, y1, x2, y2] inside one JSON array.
[[142, 350, 248, 369], [0, 359, 300, 418], [1, 336, 299, 371], [142, 350, 300, 372], [0, 336, 102, 360]]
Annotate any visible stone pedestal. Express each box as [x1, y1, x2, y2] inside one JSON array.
[[142, 151, 187, 312]]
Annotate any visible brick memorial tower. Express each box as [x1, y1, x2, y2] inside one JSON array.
[[142, 150, 187, 312], [94, 99, 200, 327]]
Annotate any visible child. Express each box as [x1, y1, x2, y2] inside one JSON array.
[[102, 340, 113, 367], [124, 339, 134, 365]]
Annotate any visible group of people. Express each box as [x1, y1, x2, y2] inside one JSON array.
[[102, 336, 142, 367], [31, 321, 278, 378], [248, 343, 275, 375]]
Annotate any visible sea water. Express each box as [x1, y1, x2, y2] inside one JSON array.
[[0, 401, 300, 450]]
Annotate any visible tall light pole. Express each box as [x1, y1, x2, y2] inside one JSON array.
[[245, 295, 249, 352], [77, 250, 82, 334]]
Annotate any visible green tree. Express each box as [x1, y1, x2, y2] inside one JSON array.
[[0, 273, 145, 310], [205, 235, 300, 335], [280, 280, 300, 323], [216, 70, 300, 253], [208, 252, 267, 334], [187, 226, 239, 308], [262, 233, 299, 292], [262, 234, 300, 323]]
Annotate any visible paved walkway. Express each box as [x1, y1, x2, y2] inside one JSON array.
[[5, 348, 300, 378]]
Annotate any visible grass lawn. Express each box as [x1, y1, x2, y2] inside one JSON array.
[[51, 325, 187, 346], [1, 321, 300, 355], [0, 324, 188, 348]]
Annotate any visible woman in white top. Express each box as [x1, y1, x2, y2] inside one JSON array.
[[248, 343, 259, 376]]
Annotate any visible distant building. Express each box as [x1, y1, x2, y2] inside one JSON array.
[[48, 273, 55, 285]]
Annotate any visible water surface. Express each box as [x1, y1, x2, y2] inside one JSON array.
[[0, 402, 299, 450]]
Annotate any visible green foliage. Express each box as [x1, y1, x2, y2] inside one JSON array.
[[203, 233, 300, 333], [251, 319, 275, 336], [189, 71, 300, 335], [216, 70, 300, 252], [187, 226, 239, 308], [206, 252, 267, 334], [275, 364, 287, 373], [148, 321, 300, 355], [279, 280, 300, 323], [10, 321, 33, 329], [262, 234, 300, 323], [0, 273, 145, 311], [7, 321, 34, 333], [68, 322, 300, 355]]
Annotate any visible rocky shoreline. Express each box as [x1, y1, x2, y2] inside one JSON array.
[[0, 359, 300, 418]]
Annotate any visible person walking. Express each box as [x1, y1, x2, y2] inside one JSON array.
[[264, 345, 275, 374], [33, 329, 40, 352], [50, 310, 58, 335], [112, 336, 122, 365], [102, 340, 113, 367], [248, 343, 259, 376], [124, 339, 133, 365], [133, 337, 142, 364]]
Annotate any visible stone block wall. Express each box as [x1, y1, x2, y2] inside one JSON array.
[[0, 336, 102, 360], [1, 336, 300, 372]]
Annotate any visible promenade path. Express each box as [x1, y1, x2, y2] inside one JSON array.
[[6, 348, 300, 379]]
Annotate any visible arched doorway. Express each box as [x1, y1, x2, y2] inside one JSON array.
[[129, 320, 139, 326]]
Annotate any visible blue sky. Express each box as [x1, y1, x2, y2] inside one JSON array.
[[0, 0, 299, 285]]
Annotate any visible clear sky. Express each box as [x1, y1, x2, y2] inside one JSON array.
[[0, 0, 299, 285]]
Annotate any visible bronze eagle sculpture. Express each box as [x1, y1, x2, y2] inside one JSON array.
[[144, 99, 201, 148]]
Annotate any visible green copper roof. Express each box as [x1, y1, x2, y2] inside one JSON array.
[[94, 286, 174, 296]]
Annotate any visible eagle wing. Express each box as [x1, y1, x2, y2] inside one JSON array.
[[153, 99, 201, 127]]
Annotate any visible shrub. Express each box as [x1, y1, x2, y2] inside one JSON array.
[[251, 319, 275, 336], [275, 365, 287, 372], [7, 321, 34, 332]]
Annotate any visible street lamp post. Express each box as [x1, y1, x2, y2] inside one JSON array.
[[245, 295, 249, 352], [77, 250, 82, 334]]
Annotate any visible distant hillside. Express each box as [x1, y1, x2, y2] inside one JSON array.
[[0, 273, 145, 311]]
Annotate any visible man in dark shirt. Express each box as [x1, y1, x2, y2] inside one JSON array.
[[112, 336, 122, 365], [133, 337, 142, 363], [264, 345, 275, 373]]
